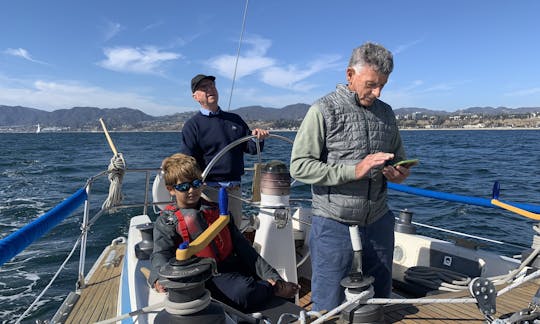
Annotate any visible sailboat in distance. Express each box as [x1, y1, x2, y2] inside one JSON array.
[[36, 123, 41, 133]]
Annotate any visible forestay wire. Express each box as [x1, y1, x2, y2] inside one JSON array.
[[226, 0, 249, 111]]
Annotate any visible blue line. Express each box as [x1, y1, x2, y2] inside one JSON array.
[[388, 183, 540, 214]]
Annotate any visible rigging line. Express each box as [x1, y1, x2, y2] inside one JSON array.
[[227, 0, 249, 111], [411, 220, 528, 249], [16, 236, 82, 324]]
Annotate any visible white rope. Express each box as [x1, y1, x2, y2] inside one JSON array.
[[498, 268, 540, 296], [410, 219, 526, 249], [310, 289, 372, 324], [102, 153, 126, 211], [94, 300, 166, 324], [164, 290, 211, 315], [366, 296, 477, 305], [16, 236, 82, 324]]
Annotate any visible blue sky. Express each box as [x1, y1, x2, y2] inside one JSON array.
[[1, 1, 539, 116]]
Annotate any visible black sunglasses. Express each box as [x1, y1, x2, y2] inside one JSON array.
[[173, 179, 203, 192]]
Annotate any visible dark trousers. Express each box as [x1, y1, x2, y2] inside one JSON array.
[[206, 271, 274, 313], [308, 211, 395, 312], [206, 254, 274, 312]]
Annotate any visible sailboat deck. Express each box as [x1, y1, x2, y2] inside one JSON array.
[[63, 243, 125, 323], [62, 247, 540, 323], [297, 277, 540, 323], [382, 278, 540, 323]]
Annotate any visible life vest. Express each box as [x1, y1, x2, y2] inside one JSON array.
[[165, 202, 233, 262]]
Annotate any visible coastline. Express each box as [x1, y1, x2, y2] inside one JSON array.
[[1, 127, 539, 134], [398, 127, 540, 131], [270, 127, 540, 132]]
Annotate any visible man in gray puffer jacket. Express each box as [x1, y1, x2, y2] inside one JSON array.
[[290, 42, 412, 312]]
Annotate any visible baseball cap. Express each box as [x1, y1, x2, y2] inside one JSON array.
[[191, 74, 216, 93]]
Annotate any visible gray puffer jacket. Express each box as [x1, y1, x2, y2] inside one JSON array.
[[311, 84, 405, 225]]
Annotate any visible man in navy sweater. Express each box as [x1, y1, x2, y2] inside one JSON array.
[[180, 74, 269, 228]]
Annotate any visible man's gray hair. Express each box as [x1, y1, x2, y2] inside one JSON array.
[[348, 42, 393, 76]]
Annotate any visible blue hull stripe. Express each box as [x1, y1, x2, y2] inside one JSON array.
[[121, 251, 133, 323]]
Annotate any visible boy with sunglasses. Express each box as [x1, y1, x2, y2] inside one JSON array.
[[149, 153, 299, 312]]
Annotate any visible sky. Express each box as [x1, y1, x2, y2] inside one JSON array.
[[1, 0, 540, 117]]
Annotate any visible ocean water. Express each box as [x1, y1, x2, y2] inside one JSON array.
[[1, 130, 540, 323]]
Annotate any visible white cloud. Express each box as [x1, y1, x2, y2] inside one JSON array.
[[260, 55, 341, 91], [103, 21, 123, 41], [208, 35, 275, 78], [210, 55, 275, 79], [207, 35, 341, 91], [393, 39, 423, 55], [243, 37, 272, 57], [142, 21, 164, 32], [3, 48, 48, 65], [97, 46, 182, 75], [231, 87, 317, 108], [398, 80, 424, 92], [0, 79, 184, 116]]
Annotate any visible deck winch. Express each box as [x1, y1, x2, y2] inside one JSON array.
[[134, 222, 154, 260], [339, 225, 385, 324], [155, 256, 227, 323], [394, 209, 416, 234]]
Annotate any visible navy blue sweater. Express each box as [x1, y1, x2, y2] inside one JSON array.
[[180, 109, 264, 182]]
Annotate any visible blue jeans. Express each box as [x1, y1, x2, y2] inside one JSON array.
[[308, 211, 395, 311]]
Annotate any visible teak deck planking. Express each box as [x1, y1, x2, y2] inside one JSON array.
[[65, 243, 124, 323], [63, 247, 540, 323]]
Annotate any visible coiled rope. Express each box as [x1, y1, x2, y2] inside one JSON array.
[[405, 223, 540, 294], [404, 266, 472, 292], [102, 153, 126, 211], [99, 118, 126, 211]]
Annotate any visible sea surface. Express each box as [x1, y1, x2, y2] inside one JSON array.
[[1, 130, 540, 323]]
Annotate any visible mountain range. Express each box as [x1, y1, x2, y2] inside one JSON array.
[[1, 104, 539, 131]]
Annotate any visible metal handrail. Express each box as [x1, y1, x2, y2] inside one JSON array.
[[76, 167, 161, 288], [201, 134, 294, 181]]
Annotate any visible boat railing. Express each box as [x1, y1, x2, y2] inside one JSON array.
[[0, 165, 164, 277], [77, 167, 163, 288]]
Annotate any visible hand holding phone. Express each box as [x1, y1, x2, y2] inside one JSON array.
[[393, 159, 419, 169]]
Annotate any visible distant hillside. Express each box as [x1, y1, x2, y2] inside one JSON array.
[[0, 106, 50, 125], [0, 105, 156, 129], [0, 104, 310, 130], [393, 106, 540, 116], [234, 103, 310, 120], [1, 104, 539, 132], [456, 106, 540, 115], [393, 107, 449, 116]]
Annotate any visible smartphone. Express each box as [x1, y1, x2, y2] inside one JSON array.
[[393, 159, 419, 168]]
